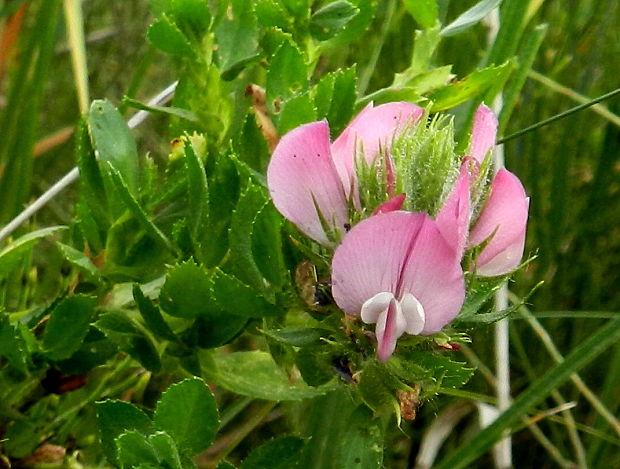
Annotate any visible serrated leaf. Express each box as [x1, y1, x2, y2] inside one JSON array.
[[106, 163, 177, 255], [203, 154, 240, 267], [0, 226, 66, 280], [215, 0, 259, 80], [57, 242, 101, 280], [88, 100, 140, 195], [403, 0, 438, 29], [428, 63, 511, 111], [149, 432, 183, 469], [133, 284, 178, 342], [0, 317, 27, 372], [277, 91, 316, 134], [266, 40, 308, 112], [310, 1, 359, 41], [338, 406, 383, 468], [326, 67, 357, 135], [262, 328, 332, 347], [160, 260, 217, 319], [321, 0, 375, 47], [204, 350, 336, 400], [42, 295, 97, 361], [217, 462, 237, 469], [296, 390, 383, 469], [295, 345, 336, 386], [395, 351, 474, 391], [183, 140, 209, 243], [166, 0, 211, 37], [55, 328, 118, 374], [279, 0, 311, 17], [153, 378, 219, 456], [255, 0, 290, 29], [76, 117, 109, 235], [440, 0, 503, 37], [357, 361, 407, 418], [212, 269, 278, 318], [225, 182, 269, 290], [147, 15, 196, 58], [95, 311, 162, 372], [181, 314, 247, 349], [116, 430, 160, 468], [97, 400, 155, 465], [240, 436, 304, 469]]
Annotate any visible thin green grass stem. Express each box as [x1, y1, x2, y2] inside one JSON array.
[[62, 0, 90, 113], [511, 294, 620, 439], [497, 87, 620, 144]]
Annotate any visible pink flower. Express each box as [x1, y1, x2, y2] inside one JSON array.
[[267, 102, 423, 246], [468, 169, 529, 276], [331, 211, 465, 362], [436, 104, 529, 276]]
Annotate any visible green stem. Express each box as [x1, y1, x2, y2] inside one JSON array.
[[497, 87, 620, 144]]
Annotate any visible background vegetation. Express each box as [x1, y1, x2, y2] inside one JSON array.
[[0, 0, 618, 468]]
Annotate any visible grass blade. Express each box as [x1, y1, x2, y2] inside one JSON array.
[[436, 313, 620, 469]]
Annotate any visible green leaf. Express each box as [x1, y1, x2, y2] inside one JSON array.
[[225, 182, 269, 290], [88, 100, 140, 195], [122, 96, 199, 123], [97, 400, 155, 465], [95, 311, 162, 372], [296, 390, 383, 469], [212, 269, 279, 318], [436, 314, 620, 469], [116, 430, 160, 468], [76, 117, 109, 235], [57, 242, 101, 280], [148, 432, 183, 469], [338, 406, 383, 468], [261, 327, 332, 347], [428, 62, 511, 111], [165, 0, 211, 37], [310, 1, 359, 41], [0, 226, 66, 280], [217, 462, 238, 469], [203, 154, 240, 267], [55, 328, 118, 374], [0, 317, 27, 372], [204, 350, 336, 400], [325, 67, 357, 136], [42, 295, 97, 361], [106, 163, 177, 254], [440, 0, 503, 37], [357, 361, 406, 418], [153, 377, 220, 456], [255, 0, 290, 29], [279, 0, 311, 18], [133, 284, 178, 342], [240, 436, 304, 469], [215, 0, 259, 80], [403, 0, 438, 29], [159, 260, 217, 319], [277, 91, 317, 134], [266, 40, 308, 112], [183, 140, 209, 243], [295, 345, 336, 386], [147, 15, 196, 58]]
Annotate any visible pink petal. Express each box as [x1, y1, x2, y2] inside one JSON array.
[[331, 211, 426, 316], [331, 211, 465, 336], [468, 169, 529, 276], [435, 163, 471, 259], [331, 102, 425, 198], [375, 296, 407, 362], [267, 121, 349, 246], [372, 193, 406, 215], [469, 104, 498, 163], [395, 215, 466, 334]]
